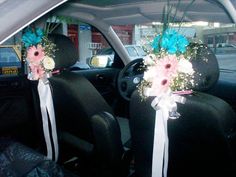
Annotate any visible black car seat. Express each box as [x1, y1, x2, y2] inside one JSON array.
[[47, 34, 129, 177], [129, 46, 236, 177]]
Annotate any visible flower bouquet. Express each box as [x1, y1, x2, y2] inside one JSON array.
[[138, 23, 201, 177], [139, 29, 195, 100], [22, 28, 56, 81], [22, 27, 58, 162]]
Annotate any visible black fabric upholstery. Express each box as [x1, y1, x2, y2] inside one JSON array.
[[0, 98, 29, 131], [49, 72, 113, 143], [47, 34, 127, 177], [130, 90, 235, 177], [48, 34, 78, 69], [0, 140, 78, 177], [92, 112, 123, 164], [191, 44, 219, 91], [91, 112, 125, 177]]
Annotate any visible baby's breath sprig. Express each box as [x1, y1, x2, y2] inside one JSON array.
[[138, 80, 152, 100], [42, 37, 57, 58], [171, 73, 194, 91]]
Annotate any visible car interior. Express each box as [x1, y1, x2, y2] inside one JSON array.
[[1, 0, 236, 177]]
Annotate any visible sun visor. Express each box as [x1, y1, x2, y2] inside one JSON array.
[[0, 0, 67, 44]]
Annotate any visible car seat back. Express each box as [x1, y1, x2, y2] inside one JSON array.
[[129, 46, 236, 177], [47, 34, 126, 177]]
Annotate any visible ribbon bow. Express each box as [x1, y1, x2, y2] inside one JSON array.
[[151, 89, 186, 177], [38, 77, 58, 161]]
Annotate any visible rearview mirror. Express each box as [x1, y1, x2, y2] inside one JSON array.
[[89, 55, 111, 68]]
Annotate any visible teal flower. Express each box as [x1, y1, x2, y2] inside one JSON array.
[[22, 28, 44, 48], [151, 29, 189, 54], [177, 35, 189, 53], [161, 30, 178, 54], [152, 35, 161, 52]]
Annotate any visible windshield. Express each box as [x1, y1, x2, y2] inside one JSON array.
[[112, 22, 236, 82]]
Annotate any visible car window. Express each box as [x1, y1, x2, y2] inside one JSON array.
[[0, 19, 119, 71], [0, 47, 20, 64], [65, 22, 116, 69], [126, 46, 139, 57], [0, 44, 21, 77], [97, 48, 114, 55], [202, 24, 236, 82], [30, 18, 148, 70], [214, 44, 236, 55]]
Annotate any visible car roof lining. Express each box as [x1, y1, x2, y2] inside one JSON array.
[[0, 0, 67, 44], [0, 0, 235, 44], [56, 0, 233, 25]]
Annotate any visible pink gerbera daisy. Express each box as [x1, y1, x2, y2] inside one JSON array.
[[148, 75, 170, 96], [29, 64, 45, 80], [157, 54, 178, 77], [27, 44, 45, 64]]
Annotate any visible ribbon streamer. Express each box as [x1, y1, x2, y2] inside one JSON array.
[[38, 79, 59, 161], [151, 90, 186, 177]]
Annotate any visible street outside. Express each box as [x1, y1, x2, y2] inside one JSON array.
[[216, 54, 236, 82]]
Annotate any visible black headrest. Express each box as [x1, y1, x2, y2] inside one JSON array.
[[191, 44, 219, 91], [48, 34, 78, 69]]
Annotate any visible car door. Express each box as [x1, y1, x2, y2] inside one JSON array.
[[69, 24, 124, 109]]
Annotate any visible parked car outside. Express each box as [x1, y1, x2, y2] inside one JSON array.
[[0, 45, 21, 77]]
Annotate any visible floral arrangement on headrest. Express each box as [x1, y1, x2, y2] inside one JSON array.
[[139, 2, 204, 177], [139, 28, 196, 98], [22, 27, 56, 80]]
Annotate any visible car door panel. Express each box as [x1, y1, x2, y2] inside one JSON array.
[[73, 68, 120, 106]]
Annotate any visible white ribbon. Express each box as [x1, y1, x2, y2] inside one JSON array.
[[151, 89, 186, 177], [38, 79, 59, 161]]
